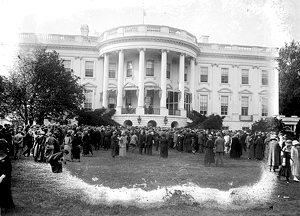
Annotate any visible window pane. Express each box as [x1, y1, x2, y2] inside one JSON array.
[[167, 63, 171, 79], [84, 89, 93, 109], [221, 96, 228, 115], [200, 67, 208, 82], [241, 96, 248, 115], [127, 61, 133, 77], [85, 61, 94, 77], [200, 95, 208, 115], [63, 60, 71, 72], [262, 97, 268, 116], [262, 70, 268, 85], [109, 63, 116, 78], [241, 69, 249, 84], [146, 60, 154, 76], [221, 68, 229, 83]]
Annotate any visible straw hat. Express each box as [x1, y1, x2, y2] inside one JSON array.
[[292, 140, 300, 146]]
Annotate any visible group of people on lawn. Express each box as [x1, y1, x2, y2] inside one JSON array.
[[1, 123, 300, 213]]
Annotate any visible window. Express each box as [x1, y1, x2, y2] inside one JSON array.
[[221, 68, 229, 83], [146, 60, 154, 76], [85, 61, 94, 77], [262, 70, 268, 85], [84, 89, 93, 110], [221, 96, 228, 115], [200, 67, 208, 82], [63, 60, 71, 72], [184, 66, 188, 81], [200, 95, 208, 115], [262, 97, 268, 116], [166, 63, 171, 79], [241, 69, 249, 84], [109, 63, 116, 78], [184, 93, 192, 114], [241, 96, 249, 115], [127, 61, 133, 77], [166, 91, 179, 114], [108, 91, 116, 109]]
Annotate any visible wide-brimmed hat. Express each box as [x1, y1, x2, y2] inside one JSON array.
[[285, 140, 292, 146], [270, 135, 278, 141], [292, 140, 300, 146]]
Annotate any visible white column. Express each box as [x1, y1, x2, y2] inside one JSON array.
[[273, 67, 279, 115], [137, 48, 146, 114], [211, 63, 219, 114], [102, 53, 109, 108], [116, 50, 124, 114], [252, 66, 260, 121], [160, 50, 168, 115], [190, 57, 195, 110], [231, 65, 240, 121], [179, 53, 185, 116]]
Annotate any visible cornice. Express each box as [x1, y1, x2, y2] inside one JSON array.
[[19, 43, 98, 52], [199, 52, 275, 61], [97, 36, 200, 56]]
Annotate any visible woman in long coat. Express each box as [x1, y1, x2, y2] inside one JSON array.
[[268, 135, 281, 172], [71, 132, 82, 162], [184, 132, 192, 153], [255, 134, 264, 160], [230, 134, 241, 158], [247, 134, 255, 159], [110, 132, 119, 158], [204, 135, 215, 166], [160, 134, 168, 158], [0, 139, 15, 214]]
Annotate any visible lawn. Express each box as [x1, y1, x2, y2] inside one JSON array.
[[6, 149, 300, 215]]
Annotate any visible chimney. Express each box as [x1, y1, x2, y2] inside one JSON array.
[[199, 35, 209, 43], [80, 24, 89, 36]]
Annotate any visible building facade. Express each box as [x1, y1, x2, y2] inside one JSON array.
[[18, 24, 279, 129]]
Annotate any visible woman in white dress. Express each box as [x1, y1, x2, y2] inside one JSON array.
[[119, 131, 127, 157], [291, 140, 300, 182]]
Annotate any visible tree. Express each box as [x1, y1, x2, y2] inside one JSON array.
[[278, 40, 300, 115], [76, 108, 120, 126], [251, 117, 285, 133], [187, 110, 224, 129], [0, 76, 10, 118], [7, 46, 85, 125]]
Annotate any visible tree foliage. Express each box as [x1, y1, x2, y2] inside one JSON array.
[[278, 40, 300, 115], [76, 108, 120, 126], [187, 110, 224, 129], [0, 76, 10, 118], [6, 46, 85, 125], [251, 117, 285, 133]]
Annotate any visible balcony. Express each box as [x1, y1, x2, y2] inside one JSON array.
[[239, 115, 253, 122], [144, 108, 160, 115], [121, 107, 136, 114], [169, 109, 181, 116]]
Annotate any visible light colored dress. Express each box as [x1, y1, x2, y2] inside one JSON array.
[[63, 136, 72, 161], [291, 146, 300, 177], [119, 135, 127, 157]]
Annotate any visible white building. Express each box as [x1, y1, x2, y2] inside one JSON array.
[[18, 24, 279, 130]]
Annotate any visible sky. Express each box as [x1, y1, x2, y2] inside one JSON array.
[[0, 0, 299, 76]]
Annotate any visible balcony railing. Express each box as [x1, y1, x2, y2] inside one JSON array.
[[121, 108, 136, 114], [169, 109, 181, 116], [144, 108, 160, 115], [239, 115, 253, 122]]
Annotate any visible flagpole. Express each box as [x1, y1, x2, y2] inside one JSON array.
[[143, 7, 145, 25]]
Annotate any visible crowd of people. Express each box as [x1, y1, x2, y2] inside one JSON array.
[[1, 123, 300, 213]]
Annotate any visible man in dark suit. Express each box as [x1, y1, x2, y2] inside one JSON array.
[[145, 131, 154, 156]]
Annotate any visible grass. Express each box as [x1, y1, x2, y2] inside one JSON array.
[[6, 149, 300, 215]]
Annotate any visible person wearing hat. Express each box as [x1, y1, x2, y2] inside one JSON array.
[[278, 140, 293, 183], [268, 134, 281, 172], [0, 139, 15, 214], [118, 131, 127, 157], [291, 140, 300, 182]]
